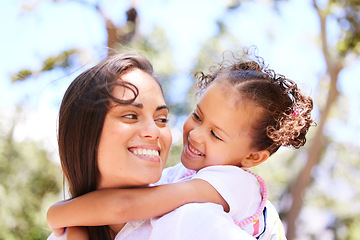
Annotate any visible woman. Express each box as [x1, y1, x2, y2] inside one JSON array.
[[50, 53, 171, 238], [48, 53, 255, 239]]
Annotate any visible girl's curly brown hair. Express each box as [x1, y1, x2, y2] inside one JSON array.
[[195, 49, 315, 155]]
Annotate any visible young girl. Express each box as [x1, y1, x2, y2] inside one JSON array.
[[47, 50, 314, 239]]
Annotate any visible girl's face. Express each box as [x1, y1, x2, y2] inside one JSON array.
[[181, 82, 261, 171], [97, 69, 172, 189]]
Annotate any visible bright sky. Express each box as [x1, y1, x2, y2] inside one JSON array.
[[0, 0, 359, 156]]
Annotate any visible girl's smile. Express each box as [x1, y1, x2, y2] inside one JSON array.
[[181, 82, 261, 171], [184, 140, 205, 158]]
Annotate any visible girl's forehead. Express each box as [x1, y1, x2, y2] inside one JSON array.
[[202, 81, 239, 106], [199, 81, 263, 132]]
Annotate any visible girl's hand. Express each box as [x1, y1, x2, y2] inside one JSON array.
[[52, 227, 66, 237]]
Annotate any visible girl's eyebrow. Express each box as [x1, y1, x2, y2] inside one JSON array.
[[197, 104, 203, 114]]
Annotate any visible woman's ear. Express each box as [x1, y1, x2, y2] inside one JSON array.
[[241, 150, 270, 168]]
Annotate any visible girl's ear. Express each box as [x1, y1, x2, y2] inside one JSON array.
[[241, 150, 269, 168]]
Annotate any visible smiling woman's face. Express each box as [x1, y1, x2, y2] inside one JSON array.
[[96, 68, 172, 189]]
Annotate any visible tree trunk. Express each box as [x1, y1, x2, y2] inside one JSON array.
[[285, 70, 339, 239], [285, 1, 342, 239]]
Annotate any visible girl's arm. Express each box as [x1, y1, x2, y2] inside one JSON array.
[[47, 179, 228, 231]]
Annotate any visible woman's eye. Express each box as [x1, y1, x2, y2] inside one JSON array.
[[192, 112, 201, 122], [211, 130, 223, 141], [123, 114, 138, 120], [156, 117, 169, 124], [155, 117, 169, 127]]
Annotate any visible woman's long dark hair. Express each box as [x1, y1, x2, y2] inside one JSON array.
[[58, 53, 160, 239]]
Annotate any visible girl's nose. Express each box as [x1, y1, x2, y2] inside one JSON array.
[[189, 128, 203, 144], [139, 119, 160, 140]]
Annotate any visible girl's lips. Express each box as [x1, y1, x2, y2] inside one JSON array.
[[184, 142, 205, 158]]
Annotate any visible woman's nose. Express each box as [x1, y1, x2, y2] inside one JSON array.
[[140, 119, 160, 140]]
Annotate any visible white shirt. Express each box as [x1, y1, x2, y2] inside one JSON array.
[[192, 165, 262, 223], [48, 163, 286, 239], [114, 164, 259, 239], [115, 203, 255, 240]]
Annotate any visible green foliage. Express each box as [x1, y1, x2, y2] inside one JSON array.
[[41, 50, 76, 71], [330, 0, 360, 56], [11, 69, 33, 83], [11, 49, 79, 82], [166, 144, 183, 168], [0, 115, 62, 239]]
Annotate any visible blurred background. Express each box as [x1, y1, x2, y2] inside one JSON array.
[[0, 0, 359, 239]]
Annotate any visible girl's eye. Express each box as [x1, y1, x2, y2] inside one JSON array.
[[211, 130, 223, 141], [192, 112, 201, 122]]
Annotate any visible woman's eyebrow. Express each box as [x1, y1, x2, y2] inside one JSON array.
[[129, 103, 168, 112], [131, 102, 143, 108], [156, 105, 169, 111]]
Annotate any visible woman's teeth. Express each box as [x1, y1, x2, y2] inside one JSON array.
[[133, 148, 159, 158]]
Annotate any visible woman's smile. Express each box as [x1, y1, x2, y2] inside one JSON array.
[[129, 146, 161, 162], [97, 69, 172, 189]]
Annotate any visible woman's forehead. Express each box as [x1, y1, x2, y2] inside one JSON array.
[[110, 69, 166, 109]]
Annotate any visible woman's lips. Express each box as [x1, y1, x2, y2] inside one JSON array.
[[129, 147, 161, 162]]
